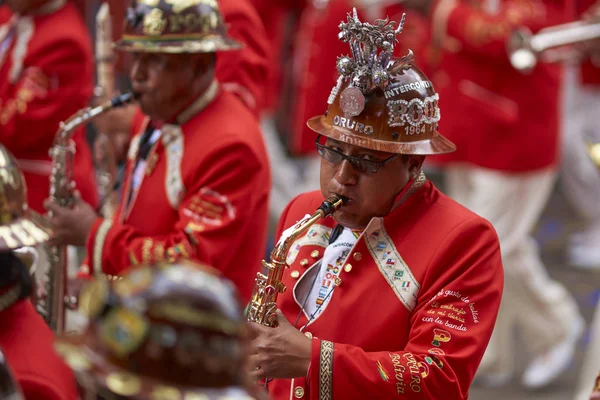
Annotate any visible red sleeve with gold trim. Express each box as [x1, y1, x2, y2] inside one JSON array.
[[433, 0, 569, 59], [306, 218, 503, 399], [85, 139, 267, 301], [0, 37, 91, 154]]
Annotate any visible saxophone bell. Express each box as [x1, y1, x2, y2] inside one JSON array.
[[246, 195, 345, 327]]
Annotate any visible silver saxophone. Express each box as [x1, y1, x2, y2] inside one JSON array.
[[41, 92, 135, 334]]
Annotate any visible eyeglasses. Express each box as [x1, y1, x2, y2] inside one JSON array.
[[315, 136, 398, 175]]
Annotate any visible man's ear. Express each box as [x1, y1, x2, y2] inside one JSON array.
[[408, 155, 426, 179]]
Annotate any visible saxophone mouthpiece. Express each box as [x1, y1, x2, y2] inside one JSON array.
[[318, 195, 346, 217], [110, 92, 136, 108]]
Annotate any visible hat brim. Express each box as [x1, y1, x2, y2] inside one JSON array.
[[55, 334, 230, 399], [307, 115, 457, 155], [0, 210, 52, 251], [114, 35, 243, 54]]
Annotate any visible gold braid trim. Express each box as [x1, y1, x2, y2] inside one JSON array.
[[93, 219, 113, 277], [319, 340, 334, 400]]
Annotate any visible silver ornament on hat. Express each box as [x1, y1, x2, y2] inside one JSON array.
[[336, 56, 355, 76]]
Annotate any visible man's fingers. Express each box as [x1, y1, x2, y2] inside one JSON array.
[[275, 309, 290, 327], [43, 199, 63, 215]]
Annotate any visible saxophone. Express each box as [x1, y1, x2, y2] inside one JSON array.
[[246, 195, 345, 327], [94, 3, 119, 218], [41, 92, 136, 334]]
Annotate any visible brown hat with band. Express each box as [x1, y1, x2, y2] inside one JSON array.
[[0, 144, 52, 252], [115, 0, 242, 54], [307, 9, 456, 155], [55, 260, 261, 399]]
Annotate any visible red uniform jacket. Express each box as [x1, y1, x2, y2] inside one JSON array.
[[84, 87, 270, 302], [269, 176, 503, 399], [579, 0, 600, 85], [428, 0, 570, 172], [0, 299, 77, 400], [0, 1, 97, 212], [286, 1, 432, 156]]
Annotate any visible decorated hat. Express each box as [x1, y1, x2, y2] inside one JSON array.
[[55, 260, 258, 399], [114, 0, 242, 54], [0, 145, 52, 252], [307, 9, 456, 155]]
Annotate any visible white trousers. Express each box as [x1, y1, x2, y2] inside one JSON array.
[[446, 165, 582, 373], [561, 66, 600, 231], [574, 301, 600, 400]]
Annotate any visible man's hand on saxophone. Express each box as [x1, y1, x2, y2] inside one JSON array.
[[246, 309, 312, 381], [43, 191, 98, 247]]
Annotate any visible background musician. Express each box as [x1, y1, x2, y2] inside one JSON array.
[[0, 0, 97, 213], [247, 10, 503, 399], [45, 0, 271, 302]]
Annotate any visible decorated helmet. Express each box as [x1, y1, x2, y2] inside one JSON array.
[[55, 260, 259, 399], [307, 9, 456, 155], [0, 145, 51, 251], [114, 0, 242, 54]]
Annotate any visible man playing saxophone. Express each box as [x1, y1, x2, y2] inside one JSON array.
[[0, 143, 78, 400], [246, 10, 503, 399], [44, 0, 271, 303]]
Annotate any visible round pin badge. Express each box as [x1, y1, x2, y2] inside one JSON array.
[[339, 86, 365, 117]]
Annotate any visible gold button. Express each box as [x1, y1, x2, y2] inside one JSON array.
[[80, 264, 90, 274], [304, 331, 313, 339], [291, 270, 300, 279], [294, 386, 305, 398], [300, 258, 309, 267], [344, 264, 353, 273], [310, 250, 320, 259], [334, 277, 342, 286], [353, 252, 362, 261]]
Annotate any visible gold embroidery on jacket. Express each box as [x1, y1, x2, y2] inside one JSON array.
[[319, 340, 334, 400]]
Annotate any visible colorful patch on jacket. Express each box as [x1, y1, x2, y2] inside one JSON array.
[[364, 218, 420, 312], [285, 223, 332, 265], [376, 360, 390, 382]]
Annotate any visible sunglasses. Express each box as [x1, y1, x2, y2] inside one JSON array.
[[315, 136, 398, 175]]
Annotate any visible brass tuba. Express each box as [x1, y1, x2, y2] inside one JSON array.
[[508, 18, 600, 73], [42, 92, 136, 334], [246, 196, 345, 327]]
